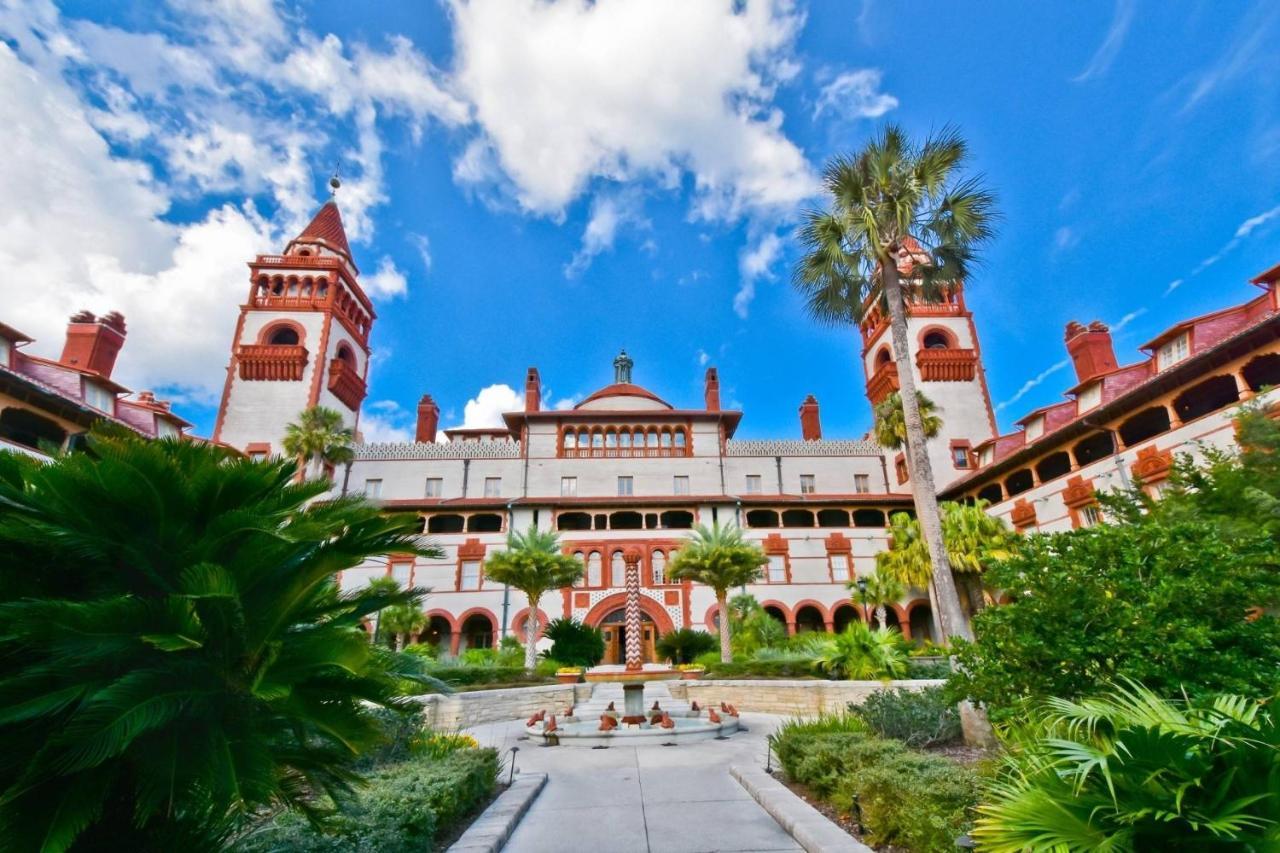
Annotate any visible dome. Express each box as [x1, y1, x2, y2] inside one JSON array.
[[575, 383, 672, 411]]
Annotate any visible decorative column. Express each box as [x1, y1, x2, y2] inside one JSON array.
[[623, 547, 644, 672]]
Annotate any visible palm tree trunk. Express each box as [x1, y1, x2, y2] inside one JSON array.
[[875, 604, 887, 631], [717, 593, 732, 663], [395, 633, 404, 653], [524, 594, 540, 671], [882, 259, 972, 643]]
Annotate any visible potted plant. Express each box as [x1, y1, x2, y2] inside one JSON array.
[[556, 666, 583, 684], [676, 663, 706, 680]]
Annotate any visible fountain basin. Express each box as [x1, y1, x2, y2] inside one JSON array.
[[526, 714, 739, 747], [582, 664, 681, 684]]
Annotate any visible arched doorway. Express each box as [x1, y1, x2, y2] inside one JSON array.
[[793, 604, 827, 634], [908, 604, 935, 644], [458, 612, 494, 652], [421, 613, 454, 655], [832, 603, 860, 633], [598, 607, 658, 665]]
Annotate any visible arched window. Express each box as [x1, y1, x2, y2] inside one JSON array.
[[651, 550, 666, 584], [875, 347, 892, 366], [335, 343, 355, 367], [1119, 406, 1171, 447], [592, 430, 604, 449], [572, 551, 585, 587], [620, 430, 632, 448], [674, 429, 687, 449], [660, 430, 672, 448], [611, 550, 625, 586], [564, 431, 577, 450], [922, 330, 951, 349], [587, 552, 603, 586], [266, 325, 300, 346], [578, 428, 589, 448], [606, 430, 618, 448]]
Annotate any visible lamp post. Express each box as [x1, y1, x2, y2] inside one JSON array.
[[855, 576, 871, 628]]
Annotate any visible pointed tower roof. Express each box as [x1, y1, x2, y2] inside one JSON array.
[[285, 201, 356, 273]]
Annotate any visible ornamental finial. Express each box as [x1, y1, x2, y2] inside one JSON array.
[[613, 349, 633, 384], [328, 170, 341, 198]]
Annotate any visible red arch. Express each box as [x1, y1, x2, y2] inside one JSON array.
[[830, 601, 862, 626], [703, 603, 722, 632], [510, 607, 551, 641], [582, 593, 675, 634], [424, 609, 458, 632], [258, 319, 306, 346], [456, 607, 499, 631], [916, 324, 958, 350], [758, 599, 792, 624], [791, 598, 831, 624], [903, 597, 933, 641]]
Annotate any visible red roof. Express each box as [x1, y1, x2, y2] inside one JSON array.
[[289, 201, 353, 266], [577, 383, 671, 409]]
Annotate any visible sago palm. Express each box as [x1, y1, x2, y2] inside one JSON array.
[[0, 427, 439, 850], [668, 522, 768, 663], [793, 124, 997, 643], [973, 681, 1280, 850], [482, 525, 583, 670], [282, 405, 354, 481], [873, 390, 942, 450]]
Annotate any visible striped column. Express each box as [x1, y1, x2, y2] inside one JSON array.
[[623, 547, 644, 672]]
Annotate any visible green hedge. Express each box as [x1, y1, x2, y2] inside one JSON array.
[[848, 686, 961, 748], [770, 720, 978, 852], [422, 665, 545, 687], [704, 658, 820, 679], [236, 747, 499, 852]]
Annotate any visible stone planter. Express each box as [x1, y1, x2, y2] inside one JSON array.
[[679, 669, 705, 680], [557, 673, 582, 684]]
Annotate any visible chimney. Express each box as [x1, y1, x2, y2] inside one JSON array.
[[61, 310, 127, 378], [416, 394, 440, 443], [704, 367, 720, 411], [799, 394, 822, 440], [524, 367, 541, 412], [1064, 320, 1118, 384]]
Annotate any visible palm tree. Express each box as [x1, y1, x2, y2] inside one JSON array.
[[873, 390, 942, 450], [853, 566, 905, 630], [799, 623, 908, 680], [793, 124, 997, 643], [667, 522, 768, 663], [381, 599, 427, 652], [0, 426, 440, 850], [877, 501, 1013, 624], [482, 526, 584, 670], [282, 405, 354, 481]]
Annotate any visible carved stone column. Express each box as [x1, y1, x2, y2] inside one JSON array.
[[623, 547, 644, 672]]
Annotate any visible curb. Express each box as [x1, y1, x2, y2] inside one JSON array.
[[730, 764, 872, 853], [446, 771, 547, 853]]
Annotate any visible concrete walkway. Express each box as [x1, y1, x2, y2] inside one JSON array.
[[467, 713, 802, 853]]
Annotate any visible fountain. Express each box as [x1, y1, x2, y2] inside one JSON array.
[[524, 547, 740, 746]]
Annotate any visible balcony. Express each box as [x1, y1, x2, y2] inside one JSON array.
[[237, 344, 308, 381], [866, 361, 899, 405], [917, 348, 978, 382], [327, 357, 367, 409], [561, 447, 688, 459]]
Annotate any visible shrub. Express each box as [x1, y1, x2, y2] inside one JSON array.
[[541, 617, 605, 667], [906, 657, 951, 679], [403, 642, 439, 661], [705, 657, 819, 679], [413, 731, 480, 761], [693, 650, 722, 670], [847, 750, 980, 851], [799, 624, 908, 680], [423, 665, 541, 687], [534, 657, 562, 677], [655, 627, 717, 663], [949, 519, 1280, 719], [973, 682, 1280, 849], [353, 707, 427, 771], [459, 647, 498, 666], [769, 715, 980, 852], [849, 686, 961, 748], [495, 635, 524, 667], [237, 747, 499, 852]]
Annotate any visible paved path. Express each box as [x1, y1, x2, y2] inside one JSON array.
[[467, 713, 801, 853]]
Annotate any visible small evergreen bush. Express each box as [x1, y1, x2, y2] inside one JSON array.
[[541, 617, 605, 667], [849, 686, 961, 748], [655, 627, 717, 663]]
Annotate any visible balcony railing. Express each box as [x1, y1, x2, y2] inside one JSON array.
[[327, 357, 367, 409], [917, 348, 977, 382], [561, 447, 689, 459], [866, 361, 899, 405], [237, 344, 308, 381]]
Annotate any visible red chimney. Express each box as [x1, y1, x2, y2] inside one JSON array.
[[60, 310, 126, 378], [704, 367, 720, 411], [416, 394, 440, 443], [525, 367, 541, 412], [1065, 320, 1118, 384], [799, 395, 822, 440]]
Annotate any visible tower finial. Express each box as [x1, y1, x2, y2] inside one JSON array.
[[613, 349, 633, 384], [328, 169, 341, 198]]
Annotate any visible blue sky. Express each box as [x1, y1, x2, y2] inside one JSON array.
[[2, 0, 1278, 442]]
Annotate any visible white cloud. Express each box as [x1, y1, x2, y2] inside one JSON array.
[[813, 68, 897, 120], [460, 383, 523, 429], [1052, 226, 1080, 253], [1163, 278, 1184, 296], [696, 349, 711, 366], [1109, 308, 1146, 333], [734, 231, 783, 318], [363, 256, 409, 299], [409, 233, 433, 271], [448, 0, 817, 222], [1072, 0, 1134, 82], [565, 190, 648, 277], [552, 396, 579, 411], [359, 400, 414, 443], [0, 0, 461, 406], [1167, 202, 1280, 294], [996, 359, 1070, 413]]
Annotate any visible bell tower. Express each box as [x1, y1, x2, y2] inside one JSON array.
[[213, 188, 373, 455], [859, 248, 997, 488]]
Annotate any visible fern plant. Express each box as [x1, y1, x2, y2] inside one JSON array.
[[973, 681, 1280, 850]]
